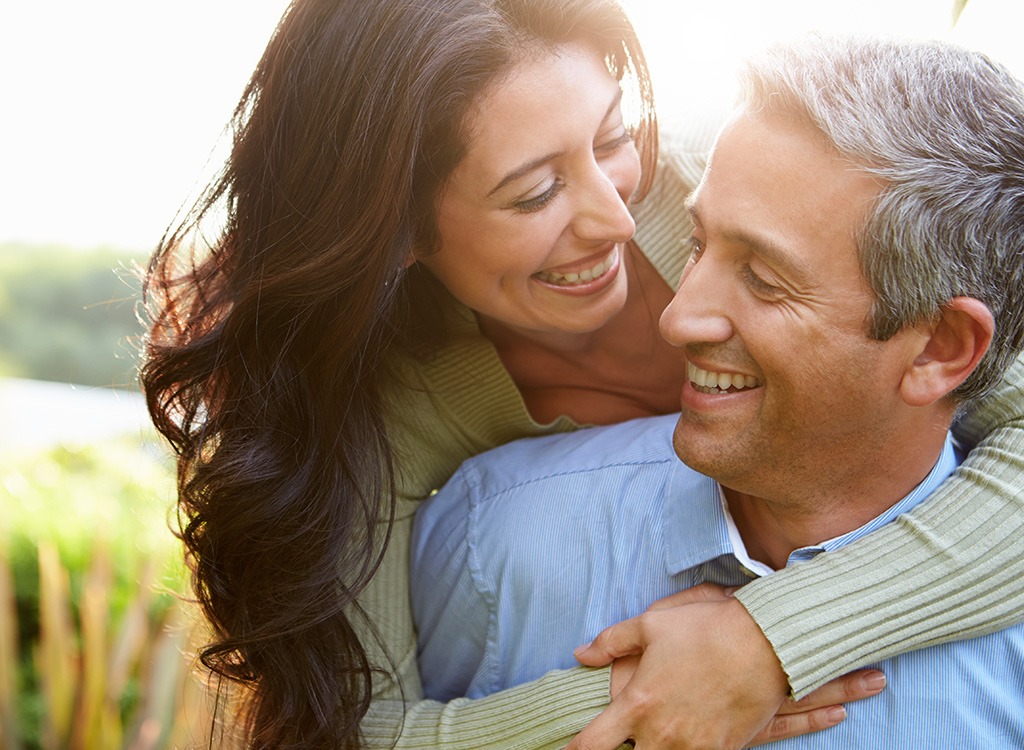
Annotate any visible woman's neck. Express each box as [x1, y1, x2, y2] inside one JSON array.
[[480, 245, 684, 425]]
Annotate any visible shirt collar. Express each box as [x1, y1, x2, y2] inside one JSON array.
[[661, 460, 733, 576], [661, 432, 961, 576]]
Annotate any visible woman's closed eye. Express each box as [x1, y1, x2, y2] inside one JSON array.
[[595, 129, 634, 155], [512, 178, 565, 213], [510, 127, 632, 214]]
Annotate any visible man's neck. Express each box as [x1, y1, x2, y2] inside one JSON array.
[[723, 431, 951, 570], [723, 490, 858, 570]]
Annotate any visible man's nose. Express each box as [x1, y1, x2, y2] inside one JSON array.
[[659, 253, 735, 348]]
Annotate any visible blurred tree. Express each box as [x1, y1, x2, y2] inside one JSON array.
[[0, 243, 148, 388]]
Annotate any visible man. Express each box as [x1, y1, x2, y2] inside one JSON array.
[[411, 36, 1024, 747]]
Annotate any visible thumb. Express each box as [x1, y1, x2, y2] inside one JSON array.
[[574, 616, 649, 667]]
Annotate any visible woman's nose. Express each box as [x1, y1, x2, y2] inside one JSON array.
[[572, 158, 638, 244]]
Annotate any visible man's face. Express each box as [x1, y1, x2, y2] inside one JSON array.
[[660, 109, 924, 500]]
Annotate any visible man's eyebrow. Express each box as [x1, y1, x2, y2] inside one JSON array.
[[486, 88, 625, 198], [686, 196, 813, 285]]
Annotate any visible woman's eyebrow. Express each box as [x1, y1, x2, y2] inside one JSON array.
[[487, 150, 563, 197], [486, 88, 625, 198]]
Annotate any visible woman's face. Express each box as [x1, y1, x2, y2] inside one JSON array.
[[416, 42, 642, 344]]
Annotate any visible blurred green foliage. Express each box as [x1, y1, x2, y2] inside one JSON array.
[[0, 241, 213, 747], [0, 243, 150, 388], [3, 435, 181, 636], [1, 435, 208, 749]]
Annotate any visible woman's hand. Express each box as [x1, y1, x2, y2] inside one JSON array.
[[568, 584, 886, 749]]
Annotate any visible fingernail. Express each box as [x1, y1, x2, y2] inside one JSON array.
[[861, 670, 887, 693], [573, 644, 589, 658], [723, 586, 739, 597], [827, 706, 847, 723]]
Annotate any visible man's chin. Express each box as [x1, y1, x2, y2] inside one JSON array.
[[672, 418, 750, 481]]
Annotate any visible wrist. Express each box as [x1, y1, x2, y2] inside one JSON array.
[[723, 595, 790, 699]]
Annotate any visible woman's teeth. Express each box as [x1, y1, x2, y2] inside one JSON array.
[[688, 362, 760, 394], [534, 250, 615, 286]]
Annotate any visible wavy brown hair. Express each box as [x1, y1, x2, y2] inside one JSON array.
[[141, 0, 656, 746]]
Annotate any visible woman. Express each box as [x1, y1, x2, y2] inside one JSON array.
[[141, 0, 1024, 748]]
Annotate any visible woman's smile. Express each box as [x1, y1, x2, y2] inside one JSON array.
[[532, 245, 621, 290]]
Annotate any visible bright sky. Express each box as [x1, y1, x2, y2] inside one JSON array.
[[1, 0, 1019, 251]]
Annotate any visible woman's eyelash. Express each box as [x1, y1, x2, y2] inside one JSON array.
[[513, 179, 564, 213], [596, 130, 634, 153]]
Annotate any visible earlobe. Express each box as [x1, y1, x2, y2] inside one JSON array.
[[900, 297, 994, 407]]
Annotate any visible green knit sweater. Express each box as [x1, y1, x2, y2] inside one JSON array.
[[359, 114, 1024, 749]]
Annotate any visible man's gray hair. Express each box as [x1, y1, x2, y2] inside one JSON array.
[[739, 35, 1024, 405]]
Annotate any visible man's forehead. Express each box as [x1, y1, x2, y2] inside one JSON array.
[[696, 111, 880, 231]]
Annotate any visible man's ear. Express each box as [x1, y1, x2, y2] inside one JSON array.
[[900, 297, 994, 407]]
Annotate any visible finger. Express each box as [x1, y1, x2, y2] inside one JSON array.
[[776, 669, 886, 714], [645, 582, 736, 610], [747, 704, 848, 746], [574, 616, 649, 666], [566, 700, 634, 750]]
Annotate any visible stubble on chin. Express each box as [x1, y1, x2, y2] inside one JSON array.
[[672, 416, 736, 480]]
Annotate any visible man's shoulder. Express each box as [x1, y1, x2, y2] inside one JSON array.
[[454, 413, 682, 497]]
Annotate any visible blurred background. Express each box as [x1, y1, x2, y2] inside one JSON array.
[[1, 0, 1019, 747]]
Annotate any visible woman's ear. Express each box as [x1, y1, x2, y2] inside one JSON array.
[[900, 297, 994, 407]]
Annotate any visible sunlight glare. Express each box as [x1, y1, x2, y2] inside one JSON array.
[[622, 0, 951, 124], [0, 0, 1019, 249]]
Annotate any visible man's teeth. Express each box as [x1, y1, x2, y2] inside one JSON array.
[[535, 250, 615, 286], [688, 362, 759, 394]]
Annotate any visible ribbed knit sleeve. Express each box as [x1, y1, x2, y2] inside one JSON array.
[[736, 353, 1024, 697], [362, 668, 613, 749]]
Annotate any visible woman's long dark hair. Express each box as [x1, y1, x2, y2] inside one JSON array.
[[141, 0, 656, 746]]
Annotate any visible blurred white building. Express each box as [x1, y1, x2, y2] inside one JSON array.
[[0, 377, 149, 449]]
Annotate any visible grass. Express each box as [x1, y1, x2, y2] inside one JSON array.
[[1, 432, 212, 749]]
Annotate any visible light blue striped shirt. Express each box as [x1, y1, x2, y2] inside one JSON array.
[[411, 413, 1024, 748]]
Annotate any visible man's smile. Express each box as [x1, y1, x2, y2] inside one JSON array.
[[687, 361, 761, 395]]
